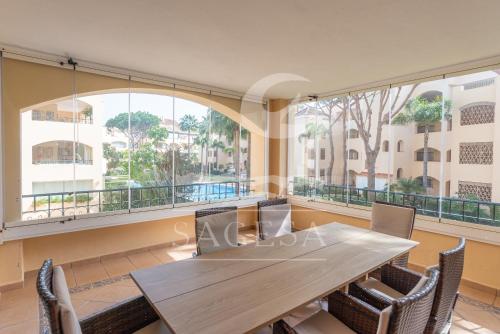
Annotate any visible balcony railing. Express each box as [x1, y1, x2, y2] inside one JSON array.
[[33, 159, 94, 165], [32, 112, 93, 124], [293, 182, 500, 227], [21, 180, 253, 221]]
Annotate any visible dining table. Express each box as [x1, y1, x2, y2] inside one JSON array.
[[131, 222, 418, 334]]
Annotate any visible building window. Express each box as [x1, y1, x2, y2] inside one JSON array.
[[397, 140, 404, 152], [308, 148, 315, 160], [348, 149, 359, 160], [396, 168, 403, 179], [460, 103, 495, 125], [382, 140, 389, 152], [320, 148, 326, 160], [459, 142, 493, 165], [415, 148, 440, 162], [463, 78, 495, 90], [447, 150, 451, 162], [458, 181, 492, 201], [447, 119, 452, 131], [348, 129, 359, 138], [320, 169, 325, 177], [308, 168, 315, 177]]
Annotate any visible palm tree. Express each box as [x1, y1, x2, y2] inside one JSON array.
[[210, 139, 226, 170], [393, 96, 451, 190], [210, 111, 241, 181], [298, 122, 327, 176], [194, 115, 210, 176], [179, 114, 198, 159]]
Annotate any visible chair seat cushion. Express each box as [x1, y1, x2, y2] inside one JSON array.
[[284, 301, 323, 327], [359, 275, 429, 301], [358, 277, 405, 300], [294, 310, 356, 334], [53, 266, 82, 334], [259, 203, 292, 239], [134, 320, 172, 334]]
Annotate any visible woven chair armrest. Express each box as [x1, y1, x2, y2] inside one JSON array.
[[349, 281, 392, 310], [328, 291, 381, 334], [79, 295, 159, 334], [381, 264, 423, 295]]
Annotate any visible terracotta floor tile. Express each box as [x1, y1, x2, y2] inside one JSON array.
[[150, 247, 176, 264], [127, 251, 161, 270], [0, 320, 38, 334], [455, 300, 500, 333], [459, 284, 496, 305], [72, 261, 110, 286], [101, 256, 135, 277]]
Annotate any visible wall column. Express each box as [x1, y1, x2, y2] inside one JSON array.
[[268, 99, 289, 197]]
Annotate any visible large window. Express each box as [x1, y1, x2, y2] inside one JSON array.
[[18, 72, 265, 222], [289, 68, 500, 227]]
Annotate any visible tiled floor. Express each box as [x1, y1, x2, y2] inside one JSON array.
[[0, 230, 498, 334]]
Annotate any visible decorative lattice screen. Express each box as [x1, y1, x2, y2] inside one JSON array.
[[459, 142, 493, 165], [458, 181, 492, 201], [460, 103, 495, 125]]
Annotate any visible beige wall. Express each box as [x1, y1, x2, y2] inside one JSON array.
[[291, 204, 500, 290], [268, 99, 289, 196]]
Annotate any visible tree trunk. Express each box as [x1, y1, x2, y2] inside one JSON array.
[[422, 127, 430, 191], [366, 151, 376, 190]]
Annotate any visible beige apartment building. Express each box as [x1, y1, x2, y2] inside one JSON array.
[[291, 69, 500, 203]]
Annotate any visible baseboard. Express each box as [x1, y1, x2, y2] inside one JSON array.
[[0, 280, 24, 293]]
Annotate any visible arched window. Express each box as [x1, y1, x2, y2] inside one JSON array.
[[382, 140, 389, 152], [397, 140, 404, 152], [396, 168, 403, 179], [415, 148, 440, 162], [348, 129, 359, 138], [348, 149, 359, 160]]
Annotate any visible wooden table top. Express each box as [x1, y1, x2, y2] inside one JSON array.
[[131, 223, 418, 334]]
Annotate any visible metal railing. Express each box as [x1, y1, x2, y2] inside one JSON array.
[[21, 180, 253, 221], [293, 182, 500, 227], [33, 159, 93, 165]]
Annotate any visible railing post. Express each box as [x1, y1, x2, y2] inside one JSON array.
[[48, 195, 51, 218]]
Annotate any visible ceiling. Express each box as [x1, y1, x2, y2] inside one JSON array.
[[1, 0, 500, 98]]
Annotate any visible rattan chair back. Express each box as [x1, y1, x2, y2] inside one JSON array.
[[425, 238, 466, 334], [194, 206, 238, 255], [388, 268, 439, 334], [37, 259, 60, 334], [257, 198, 288, 240]]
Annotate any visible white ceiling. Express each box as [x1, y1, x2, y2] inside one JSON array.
[[1, 0, 500, 98]]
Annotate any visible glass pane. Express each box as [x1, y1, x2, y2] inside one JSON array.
[[128, 84, 174, 209], [439, 70, 499, 226], [208, 108, 240, 200], [314, 97, 349, 203], [173, 94, 210, 204], [20, 66, 73, 221], [288, 102, 318, 198], [388, 79, 446, 217], [240, 99, 266, 197], [348, 89, 392, 205]]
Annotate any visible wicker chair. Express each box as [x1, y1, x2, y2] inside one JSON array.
[[37, 259, 161, 334], [424, 238, 465, 334], [371, 201, 416, 268], [273, 269, 440, 334], [257, 198, 290, 240], [194, 206, 239, 256], [350, 238, 466, 334]]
